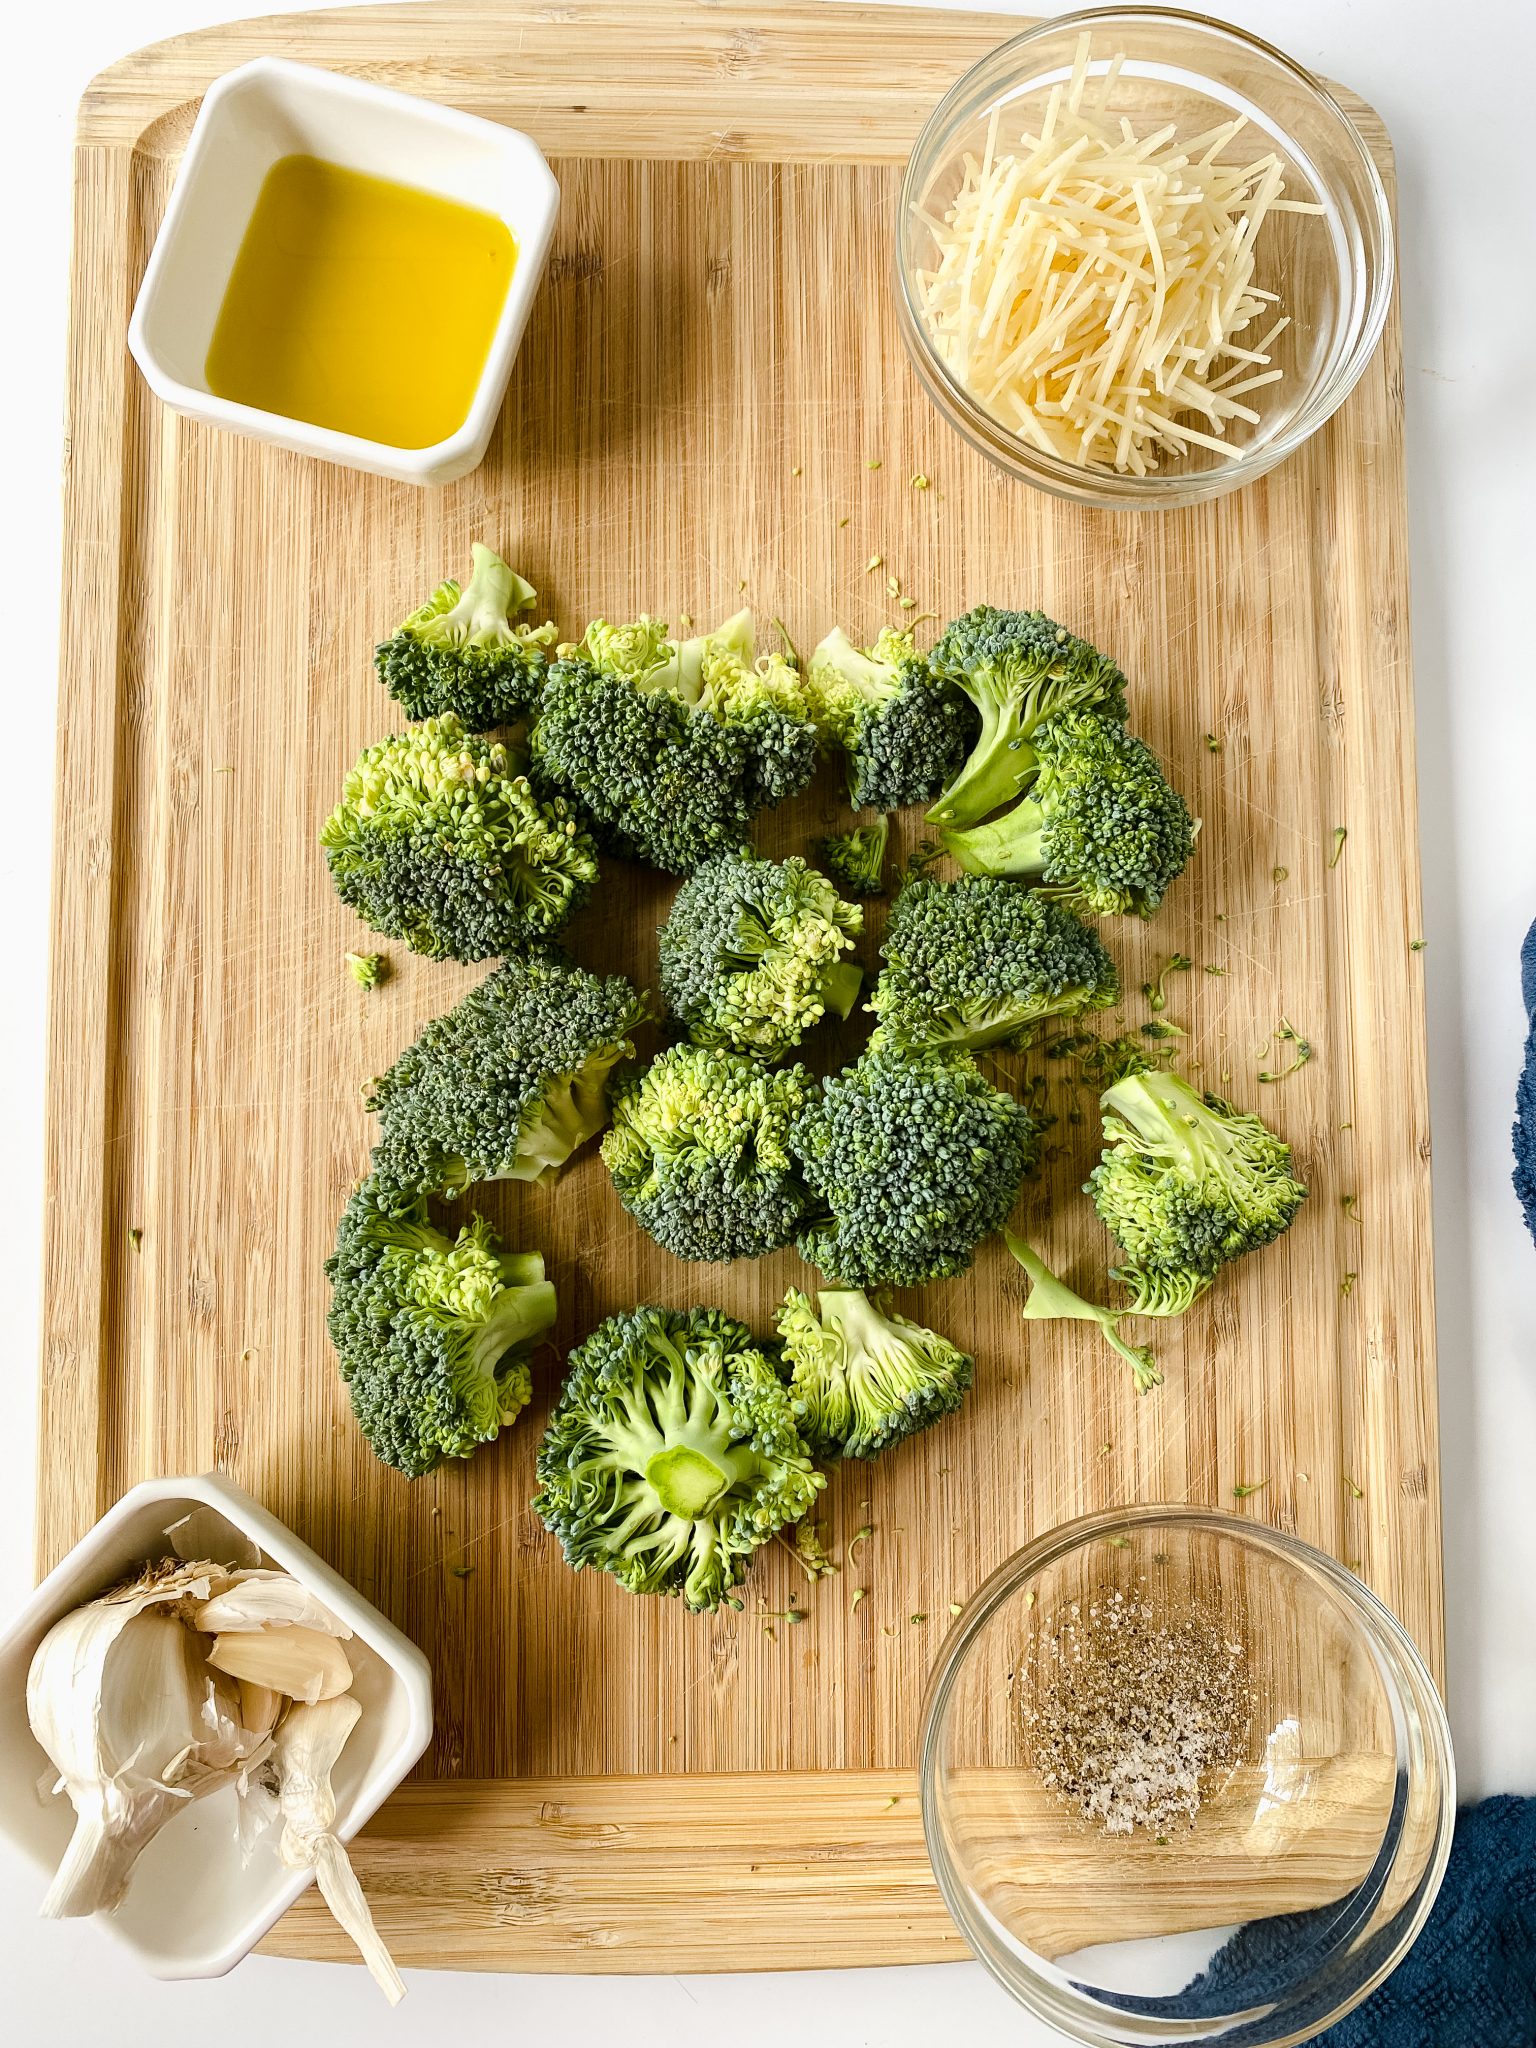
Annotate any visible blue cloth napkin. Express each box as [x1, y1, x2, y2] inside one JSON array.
[[1512, 916, 1536, 1244], [1170, 1796, 1536, 2044]]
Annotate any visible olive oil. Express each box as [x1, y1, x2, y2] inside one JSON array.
[[206, 155, 516, 449]]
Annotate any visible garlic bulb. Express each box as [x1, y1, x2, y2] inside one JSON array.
[[268, 1699, 406, 2005], [30, 1548, 398, 1999], [26, 1561, 274, 1918]]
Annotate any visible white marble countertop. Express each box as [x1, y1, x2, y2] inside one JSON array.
[[2, 1, 1532, 2039]]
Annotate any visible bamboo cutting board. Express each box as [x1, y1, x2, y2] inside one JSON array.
[[41, 0, 1438, 1973]]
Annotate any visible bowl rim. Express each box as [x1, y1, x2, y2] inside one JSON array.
[[892, 5, 1397, 509], [917, 1503, 1455, 2046], [126, 55, 562, 488]]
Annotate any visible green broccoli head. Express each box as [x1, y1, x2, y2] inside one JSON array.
[[804, 628, 977, 810], [320, 716, 599, 962], [776, 1287, 974, 1459], [601, 1043, 814, 1263], [528, 612, 818, 873], [869, 874, 1119, 1052], [815, 816, 890, 900], [942, 710, 1198, 918], [791, 1042, 1040, 1286], [1089, 1067, 1308, 1294], [925, 607, 1129, 828], [364, 947, 654, 1201], [374, 544, 557, 730], [532, 1305, 825, 1611], [659, 849, 865, 1062], [1002, 1071, 1306, 1393], [327, 1179, 557, 1476]]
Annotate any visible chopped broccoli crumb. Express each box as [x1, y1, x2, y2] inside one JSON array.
[[1258, 1019, 1313, 1084], [346, 950, 387, 989], [1143, 953, 1192, 1014]]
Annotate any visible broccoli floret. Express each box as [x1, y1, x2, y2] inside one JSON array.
[[659, 849, 864, 1062], [1004, 1232, 1164, 1394], [816, 816, 890, 899], [374, 544, 556, 730], [532, 1305, 824, 1611], [346, 950, 386, 988], [528, 612, 818, 873], [1089, 1066, 1308, 1294], [327, 1179, 556, 1476], [601, 1044, 814, 1262], [1003, 1066, 1306, 1391], [364, 947, 654, 1200], [776, 1287, 974, 1459], [925, 607, 1128, 828], [321, 717, 599, 962], [804, 628, 976, 810], [869, 874, 1119, 1051], [942, 710, 1198, 918], [791, 1042, 1040, 1285]]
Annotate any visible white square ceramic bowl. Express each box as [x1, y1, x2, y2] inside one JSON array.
[[128, 56, 560, 486], [0, 1473, 432, 1978]]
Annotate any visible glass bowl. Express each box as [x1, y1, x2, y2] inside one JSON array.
[[893, 8, 1395, 508], [920, 1507, 1453, 2046]]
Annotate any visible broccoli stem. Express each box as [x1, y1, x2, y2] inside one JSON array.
[[941, 803, 1046, 878], [1004, 1232, 1163, 1393], [927, 702, 1037, 828], [1102, 1071, 1238, 1189], [646, 1445, 730, 1517], [512, 1067, 618, 1183], [673, 608, 756, 702], [469, 1278, 557, 1402], [823, 960, 865, 1021], [448, 543, 536, 646], [497, 1252, 548, 1288]]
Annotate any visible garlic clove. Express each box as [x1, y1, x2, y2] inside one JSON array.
[[269, 1699, 404, 2005], [235, 1681, 286, 1742], [164, 1510, 262, 1571], [188, 1576, 354, 1639], [205, 1627, 352, 1704]]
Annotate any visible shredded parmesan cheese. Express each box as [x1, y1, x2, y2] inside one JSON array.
[[914, 35, 1326, 475]]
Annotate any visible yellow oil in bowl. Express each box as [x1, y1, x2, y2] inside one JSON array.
[[205, 155, 517, 449]]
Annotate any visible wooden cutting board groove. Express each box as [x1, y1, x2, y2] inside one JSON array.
[[40, 0, 1439, 1972]]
